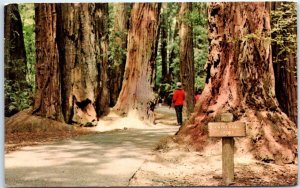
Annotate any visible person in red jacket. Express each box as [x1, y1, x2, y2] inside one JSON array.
[[172, 82, 185, 126]]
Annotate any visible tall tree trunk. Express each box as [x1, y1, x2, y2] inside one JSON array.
[[177, 2, 297, 164], [179, 2, 195, 117], [96, 3, 110, 116], [109, 3, 131, 106], [168, 21, 179, 83], [57, 3, 108, 125], [4, 4, 27, 82], [33, 4, 63, 121], [4, 4, 28, 116], [167, 3, 180, 84], [160, 3, 168, 84], [271, 2, 297, 125], [153, 9, 161, 92], [113, 3, 161, 122]]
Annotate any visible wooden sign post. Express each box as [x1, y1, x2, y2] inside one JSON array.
[[208, 113, 246, 185]]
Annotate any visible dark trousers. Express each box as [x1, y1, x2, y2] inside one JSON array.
[[174, 105, 183, 125]]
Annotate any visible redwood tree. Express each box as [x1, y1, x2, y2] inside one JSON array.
[[160, 3, 168, 84], [271, 2, 297, 125], [4, 4, 27, 82], [113, 3, 161, 122], [96, 3, 110, 116], [33, 3, 110, 125], [179, 2, 195, 117], [4, 4, 28, 116], [56, 3, 109, 124], [168, 14, 179, 83], [177, 2, 297, 164], [109, 3, 131, 106], [33, 4, 63, 121]]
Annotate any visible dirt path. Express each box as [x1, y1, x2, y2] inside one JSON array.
[[6, 105, 297, 186], [127, 108, 298, 186], [5, 106, 179, 187]]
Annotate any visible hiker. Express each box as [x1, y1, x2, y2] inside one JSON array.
[[172, 82, 185, 126]]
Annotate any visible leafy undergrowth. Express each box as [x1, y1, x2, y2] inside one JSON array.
[[5, 109, 97, 153]]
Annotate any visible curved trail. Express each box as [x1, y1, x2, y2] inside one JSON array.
[[5, 106, 179, 187]]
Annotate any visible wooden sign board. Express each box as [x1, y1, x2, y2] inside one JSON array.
[[208, 122, 246, 137]]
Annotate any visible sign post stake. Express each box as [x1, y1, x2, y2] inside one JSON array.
[[222, 137, 234, 185], [208, 113, 246, 185], [220, 113, 234, 185]]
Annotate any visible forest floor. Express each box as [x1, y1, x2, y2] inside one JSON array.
[[5, 109, 96, 154], [5, 105, 298, 186], [129, 140, 297, 186], [129, 105, 298, 186], [5, 107, 178, 187]]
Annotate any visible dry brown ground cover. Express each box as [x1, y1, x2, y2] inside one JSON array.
[[5, 109, 97, 153], [129, 136, 298, 186]]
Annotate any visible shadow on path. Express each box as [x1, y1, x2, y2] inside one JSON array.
[[5, 106, 178, 187]]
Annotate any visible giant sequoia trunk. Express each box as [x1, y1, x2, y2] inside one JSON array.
[[179, 3, 195, 117], [4, 4, 28, 116], [113, 3, 161, 122], [271, 2, 297, 125], [33, 4, 63, 121], [177, 2, 297, 164], [109, 3, 131, 106], [56, 3, 109, 125]]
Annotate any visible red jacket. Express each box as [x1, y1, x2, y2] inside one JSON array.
[[172, 89, 185, 106]]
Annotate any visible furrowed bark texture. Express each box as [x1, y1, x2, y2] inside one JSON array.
[[272, 2, 297, 125], [33, 4, 63, 121], [177, 2, 297, 164], [179, 2, 195, 117], [57, 3, 109, 125], [4, 4, 28, 116], [114, 3, 161, 122], [273, 52, 297, 125], [109, 3, 131, 106], [96, 3, 110, 116]]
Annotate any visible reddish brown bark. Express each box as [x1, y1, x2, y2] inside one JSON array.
[[272, 2, 297, 125], [33, 4, 63, 121], [57, 3, 109, 125], [109, 3, 131, 106], [177, 2, 297, 164], [113, 3, 161, 122], [96, 3, 110, 116], [179, 2, 195, 117]]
